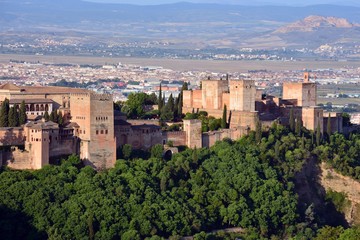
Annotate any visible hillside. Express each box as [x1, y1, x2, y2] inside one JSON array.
[[275, 15, 358, 33], [1, 124, 360, 238], [321, 162, 360, 225], [262, 15, 360, 48]]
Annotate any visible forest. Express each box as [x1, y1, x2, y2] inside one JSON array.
[[1, 124, 360, 239]]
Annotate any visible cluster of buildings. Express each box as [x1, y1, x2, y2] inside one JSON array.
[[0, 72, 344, 170]]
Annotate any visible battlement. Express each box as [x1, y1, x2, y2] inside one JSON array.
[[90, 93, 112, 101]]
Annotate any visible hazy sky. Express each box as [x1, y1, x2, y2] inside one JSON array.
[[85, 0, 360, 6]]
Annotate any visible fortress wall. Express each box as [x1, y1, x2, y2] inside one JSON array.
[[301, 83, 317, 107], [323, 112, 343, 133], [127, 119, 161, 126], [283, 83, 303, 106], [164, 131, 186, 146], [183, 90, 193, 108], [202, 127, 247, 148], [0, 128, 25, 146], [183, 119, 202, 149], [229, 111, 259, 130], [50, 139, 77, 157], [302, 107, 324, 132], [192, 90, 202, 109], [3, 148, 32, 170], [222, 93, 230, 109]]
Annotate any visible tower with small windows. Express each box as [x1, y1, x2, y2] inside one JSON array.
[[70, 93, 116, 169]]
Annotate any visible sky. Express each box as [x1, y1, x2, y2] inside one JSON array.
[[85, 0, 360, 6]]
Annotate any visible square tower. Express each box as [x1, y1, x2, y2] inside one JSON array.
[[283, 73, 317, 107], [70, 93, 116, 169], [201, 79, 228, 110], [183, 119, 202, 148], [229, 80, 256, 112]]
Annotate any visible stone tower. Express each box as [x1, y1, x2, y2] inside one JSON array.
[[283, 72, 317, 107], [229, 79, 256, 111], [70, 93, 116, 169], [183, 119, 202, 148], [201, 79, 228, 110]]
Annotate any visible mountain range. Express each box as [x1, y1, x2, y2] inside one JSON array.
[[2, 0, 360, 49]]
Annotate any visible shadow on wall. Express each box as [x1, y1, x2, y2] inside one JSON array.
[[0, 128, 25, 146]]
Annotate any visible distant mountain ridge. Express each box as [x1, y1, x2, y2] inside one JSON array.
[[275, 15, 359, 33], [3, 0, 360, 49]]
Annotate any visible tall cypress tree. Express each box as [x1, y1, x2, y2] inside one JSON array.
[[221, 104, 227, 129], [255, 120, 262, 144], [49, 111, 55, 122], [327, 113, 332, 141], [289, 108, 295, 132], [174, 95, 179, 118], [0, 98, 10, 127], [158, 83, 163, 111], [58, 111, 63, 126], [167, 94, 174, 112], [53, 110, 58, 123], [316, 122, 321, 146], [182, 82, 188, 91], [13, 105, 19, 127], [19, 100, 27, 125], [8, 106, 16, 127], [44, 111, 50, 121], [274, 140, 280, 160], [295, 115, 302, 136]]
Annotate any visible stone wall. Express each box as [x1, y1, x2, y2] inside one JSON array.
[[229, 80, 256, 112], [164, 131, 186, 146], [229, 111, 259, 130], [0, 128, 25, 146], [323, 112, 343, 133], [183, 119, 202, 148], [302, 107, 324, 132], [2, 147, 32, 170], [202, 127, 246, 148], [127, 119, 161, 126]]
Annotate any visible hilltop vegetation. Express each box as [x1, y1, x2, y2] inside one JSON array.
[[1, 125, 360, 239]]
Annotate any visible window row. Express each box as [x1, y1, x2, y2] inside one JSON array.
[[96, 130, 108, 135]]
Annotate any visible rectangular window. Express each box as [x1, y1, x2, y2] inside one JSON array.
[[105, 130, 108, 134], [96, 130, 99, 135], [101, 130, 104, 134]]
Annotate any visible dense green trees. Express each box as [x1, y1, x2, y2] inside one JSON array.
[[1, 125, 360, 239], [0, 99, 27, 127]]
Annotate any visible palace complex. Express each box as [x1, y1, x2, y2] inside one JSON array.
[[0, 73, 343, 170]]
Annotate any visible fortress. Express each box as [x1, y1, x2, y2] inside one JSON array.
[[0, 84, 116, 170], [181, 73, 343, 148], [0, 72, 344, 170]]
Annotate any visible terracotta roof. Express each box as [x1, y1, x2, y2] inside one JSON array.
[[25, 120, 59, 130], [9, 99, 54, 104], [22, 86, 89, 94], [0, 83, 89, 94], [114, 119, 131, 126], [65, 122, 80, 128], [0, 83, 23, 91]]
